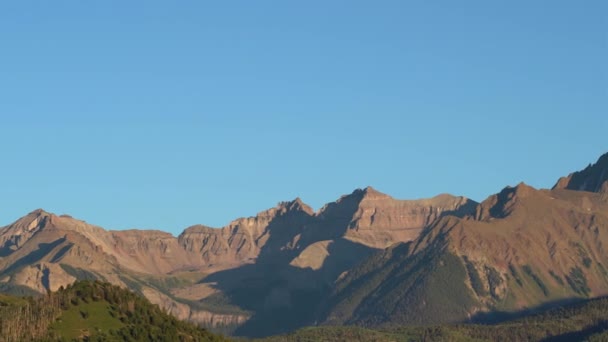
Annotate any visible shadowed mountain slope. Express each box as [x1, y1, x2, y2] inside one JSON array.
[[554, 152, 608, 193], [322, 182, 608, 328], [260, 296, 608, 342]]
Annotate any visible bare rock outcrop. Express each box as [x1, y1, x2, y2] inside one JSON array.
[[341, 187, 477, 248], [141, 286, 249, 328]]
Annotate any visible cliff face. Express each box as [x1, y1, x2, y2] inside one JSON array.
[[340, 188, 477, 248], [141, 286, 249, 328], [109, 229, 194, 274], [177, 198, 316, 269], [178, 187, 477, 271]]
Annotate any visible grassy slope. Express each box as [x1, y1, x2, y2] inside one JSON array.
[[0, 292, 28, 305], [50, 301, 124, 340]]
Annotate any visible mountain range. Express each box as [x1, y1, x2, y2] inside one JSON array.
[[1, 152, 607, 337]]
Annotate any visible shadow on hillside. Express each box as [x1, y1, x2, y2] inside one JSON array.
[[202, 238, 377, 337], [469, 297, 584, 324], [195, 190, 377, 337], [0, 238, 66, 276], [445, 199, 479, 218], [49, 243, 74, 263], [196, 189, 484, 337], [541, 320, 608, 342], [0, 246, 14, 258]]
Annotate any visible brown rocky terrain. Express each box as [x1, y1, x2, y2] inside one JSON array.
[[0, 187, 475, 334], [1, 152, 606, 337], [340, 188, 477, 248], [323, 154, 608, 329], [178, 188, 476, 270]]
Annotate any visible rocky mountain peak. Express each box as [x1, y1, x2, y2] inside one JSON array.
[[179, 224, 218, 235], [474, 182, 536, 220], [317, 187, 390, 216], [30, 208, 50, 215], [360, 186, 392, 200], [511, 181, 536, 197], [553, 152, 608, 193], [277, 197, 314, 215], [2, 208, 53, 236]]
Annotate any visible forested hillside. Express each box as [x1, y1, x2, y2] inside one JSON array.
[[259, 296, 608, 342], [0, 280, 228, 342]]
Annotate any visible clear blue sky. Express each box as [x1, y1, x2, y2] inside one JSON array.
[[1, 1, 606, 234]]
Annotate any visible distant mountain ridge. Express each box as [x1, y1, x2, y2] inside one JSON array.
[[0, 152, 607, 337], [0, 186, 475, 335]]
